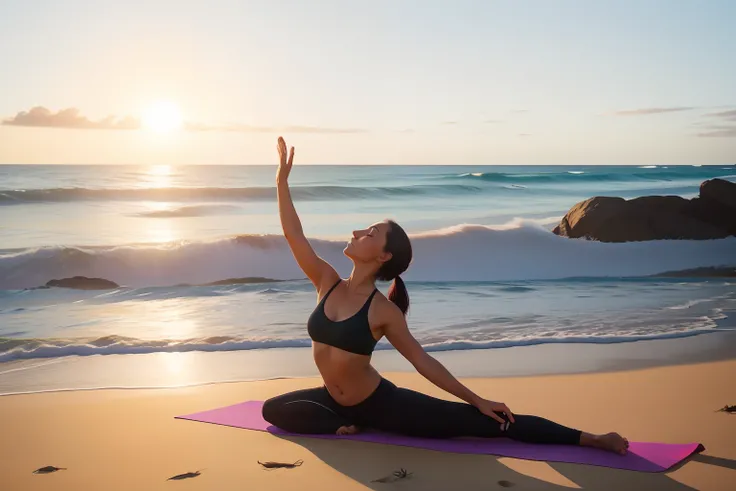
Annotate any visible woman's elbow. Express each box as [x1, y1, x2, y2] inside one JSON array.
[[408, 351, 434, 373]]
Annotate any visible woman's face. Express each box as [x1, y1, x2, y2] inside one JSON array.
[[344, 221, 392, 264]]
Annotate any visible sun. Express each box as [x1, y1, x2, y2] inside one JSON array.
[[142, 101, 183, 133]]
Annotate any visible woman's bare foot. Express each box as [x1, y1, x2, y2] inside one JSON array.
[[596, 432, 629, 455], [336, 425, 360, 436], [581, 431, 629, 455]]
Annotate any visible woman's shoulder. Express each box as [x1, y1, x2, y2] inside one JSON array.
[[370, 290, 404, 324]]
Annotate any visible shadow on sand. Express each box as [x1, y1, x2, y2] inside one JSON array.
[[273, 435, 731, 490]]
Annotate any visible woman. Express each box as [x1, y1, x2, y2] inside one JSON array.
[[263, 137, 629, 455]]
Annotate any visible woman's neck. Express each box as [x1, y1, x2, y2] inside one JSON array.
[[346, 266, 376, 294]]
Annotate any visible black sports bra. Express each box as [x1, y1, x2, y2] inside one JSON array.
[[307, 279, 379, 356]]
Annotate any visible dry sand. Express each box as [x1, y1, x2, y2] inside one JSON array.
[[1, 360, 734, 490]]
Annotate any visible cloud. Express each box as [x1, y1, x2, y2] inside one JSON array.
[[512, 109, 528, 114], [3, 106, 139, 129], [613, 107, 694, 116], [697, 128, 736, 137], [483, 119, 503, 124], [441, 121, 458, 125], [3, 106, 366, 134], [695, 110, 736, 137], [518, 133, 531, 137], [704, 109, 736, 121]]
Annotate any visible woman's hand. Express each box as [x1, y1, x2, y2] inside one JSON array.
[[276, 136, 294, 183], [474, 398, 515, 425]]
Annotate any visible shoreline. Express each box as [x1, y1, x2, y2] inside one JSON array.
[[2, 329, 735, 396]]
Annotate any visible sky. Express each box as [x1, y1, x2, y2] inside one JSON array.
[[1, 0, 735, 165]]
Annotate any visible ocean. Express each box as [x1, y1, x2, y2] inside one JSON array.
[[1, 164, 735, 381]]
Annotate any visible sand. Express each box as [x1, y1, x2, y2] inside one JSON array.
[[0, 360, 734, 490]]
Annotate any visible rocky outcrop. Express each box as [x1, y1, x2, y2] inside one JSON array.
[[38, 276, 284, 290], [700, 178, 736, 210], [553, 178, 736, 242], [45, 276, 119, 290]]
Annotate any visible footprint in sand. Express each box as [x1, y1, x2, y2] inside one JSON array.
[[258, 459, 304, 469], [167, 470, 202, 481], [371, 468, 413, 483], [33, 466, 66, 474]]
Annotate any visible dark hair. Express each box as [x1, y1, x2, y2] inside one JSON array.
[[376, 220, 412, 316]]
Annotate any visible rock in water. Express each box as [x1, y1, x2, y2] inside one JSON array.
[[45, 276, 119, 290], [701, 178, 736, 211], [553, 178, 736, 242]]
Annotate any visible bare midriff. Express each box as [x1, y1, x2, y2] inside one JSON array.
[[313, 341, 382, 406]]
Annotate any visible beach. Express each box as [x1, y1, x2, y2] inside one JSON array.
[[1, 356, 734, 491]]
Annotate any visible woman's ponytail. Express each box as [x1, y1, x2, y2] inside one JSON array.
[[388, 275, 410, 316]]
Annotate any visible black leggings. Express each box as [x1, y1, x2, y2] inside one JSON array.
[[262, 378, 582, 444]]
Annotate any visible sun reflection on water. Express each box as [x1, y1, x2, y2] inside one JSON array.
[[145, 165, 173, 188]]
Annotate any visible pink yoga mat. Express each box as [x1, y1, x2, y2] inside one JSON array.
[[176, 401, 704, 472]]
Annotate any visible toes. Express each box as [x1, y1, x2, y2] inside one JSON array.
[[336, 425, 358, 436]]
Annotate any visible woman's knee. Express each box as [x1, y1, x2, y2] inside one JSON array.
[[261, 396, 346, 434], [261, 397, 284, 426]]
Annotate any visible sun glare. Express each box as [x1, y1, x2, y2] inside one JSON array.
[[142, 101, 183, 133]]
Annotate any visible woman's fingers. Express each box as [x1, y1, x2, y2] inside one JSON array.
[[275, 138, 291, 181], [502, 405, 515, 423], [488, 411, 505, 424]]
